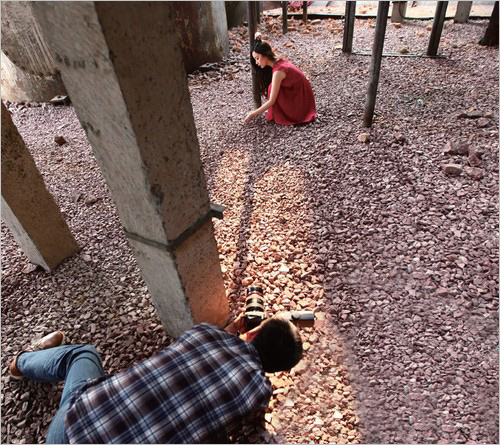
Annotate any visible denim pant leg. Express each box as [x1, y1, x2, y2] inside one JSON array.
[[17, 345, 105, 444]]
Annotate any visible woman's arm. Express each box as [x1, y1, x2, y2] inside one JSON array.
[[244, 70, 286, 124]]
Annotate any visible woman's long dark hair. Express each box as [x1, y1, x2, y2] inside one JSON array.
[[250, 37, 277, 99]]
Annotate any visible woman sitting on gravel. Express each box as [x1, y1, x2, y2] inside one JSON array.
[[244, 32, 316, 126]]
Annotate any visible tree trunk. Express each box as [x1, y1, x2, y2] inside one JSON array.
[[479, 2, 499, 46]]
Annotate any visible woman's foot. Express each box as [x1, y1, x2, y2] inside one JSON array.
[[9, 331, 66, 380]]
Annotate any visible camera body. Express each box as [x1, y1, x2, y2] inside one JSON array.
[[243, 286, 315, 330]]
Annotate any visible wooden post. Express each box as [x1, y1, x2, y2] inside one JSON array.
[[302, 1, 308, 23], [342, 1, 356, 53], [256, 1, 261, 24], [454, 1, 473, 23], [427, 1, 448, 56], [479, 1, 499, 46], [363, 1, 390, 128], [282, 1, 288, 34], [248, 1, 261, 108]]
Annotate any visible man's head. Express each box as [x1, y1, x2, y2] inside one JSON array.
[[247, 318, 303, 373]]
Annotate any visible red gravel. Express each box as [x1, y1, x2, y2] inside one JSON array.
[[2, 16, 498, 444]]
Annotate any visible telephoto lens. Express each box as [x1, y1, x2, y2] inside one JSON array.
[[244, 286, 266, 331]]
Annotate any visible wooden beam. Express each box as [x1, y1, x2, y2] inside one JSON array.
[[363, 1, 390, 128], [302, 1, 308, 23], [248, 1, 261, 107], [427, 1, 448, 56], [342, 1, 356, 53], [282, 1, 288, 34]]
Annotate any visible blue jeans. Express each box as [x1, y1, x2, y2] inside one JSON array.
[[16, 345, 104, 444]]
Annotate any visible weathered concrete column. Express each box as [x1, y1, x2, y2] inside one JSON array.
[[225, 1, 247, 28], [1, 1, 66, 102], [172, 2, 229, 74], [31, 1, 229, 337], [391, 1, 407, 23], [454, 2, 473, 23], [1, 103, 79, 270]]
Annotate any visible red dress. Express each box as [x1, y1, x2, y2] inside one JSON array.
[[266, 59, 316, 126]]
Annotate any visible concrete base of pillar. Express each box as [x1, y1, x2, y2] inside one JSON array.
[[225, 1, 247, 28], [391, 1, 407, 23], [454, 1, 473, 23], [1, 51, 66, 103], [173, 1, 229, 73]]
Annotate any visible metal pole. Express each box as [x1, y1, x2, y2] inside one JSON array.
[[302, 1, 308, 23], [282, 1, 288, 34], [248, 1, 261, 108], [342, 1, 356, 53], [427, 1, 448, 56], [363, 1, 390, 128]]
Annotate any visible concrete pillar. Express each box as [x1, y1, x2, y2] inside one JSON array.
[[172, 1, 229, 74], [454, 1, 473, 23], [1, 103, 80, 270], [31, 1, 229, 337], [226, 1, 248, 28], [391, 1, 407, 23], [1, 1, 66, 102]]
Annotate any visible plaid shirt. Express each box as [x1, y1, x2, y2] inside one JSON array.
[[65, 323, 272, 444]]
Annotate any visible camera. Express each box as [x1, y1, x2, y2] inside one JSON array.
[[244, 286, 266, 331], [244, 286, 316, 331]]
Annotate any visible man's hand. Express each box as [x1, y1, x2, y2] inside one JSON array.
[[224, 313, 247, 335], [239, 324, 262, 342]]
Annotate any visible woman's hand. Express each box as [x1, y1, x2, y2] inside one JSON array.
[[254, 31, 263, 41], [244, 111, 257, 124]]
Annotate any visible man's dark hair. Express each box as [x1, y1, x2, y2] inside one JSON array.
[[250, 318, 303, 373]]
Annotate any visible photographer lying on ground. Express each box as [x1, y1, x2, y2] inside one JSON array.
[[8, 314, 303, 444]]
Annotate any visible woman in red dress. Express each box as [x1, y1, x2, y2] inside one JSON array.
[[244, 33, 316, 126]]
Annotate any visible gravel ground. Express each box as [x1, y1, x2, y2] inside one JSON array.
[[2, 16, 498, 444]]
